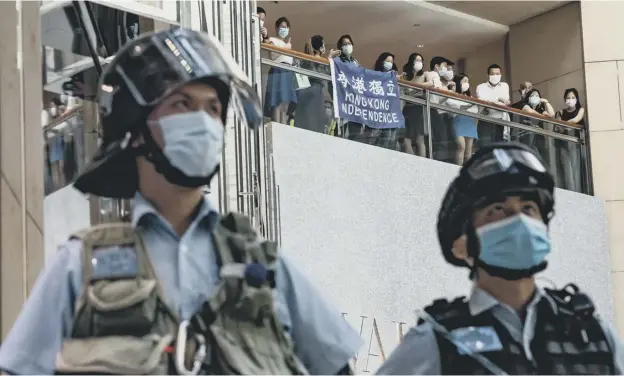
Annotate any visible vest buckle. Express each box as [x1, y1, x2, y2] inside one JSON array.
[[175, 320, 208, 375]]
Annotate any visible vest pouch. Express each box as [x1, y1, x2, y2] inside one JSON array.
[[86, 279, 158, 337], [209, 315, 302, 375], [55, 334, 173, 375]]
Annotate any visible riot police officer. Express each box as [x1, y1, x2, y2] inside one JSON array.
[[378, 142, 624, 375], [0, 28, 362, 375]]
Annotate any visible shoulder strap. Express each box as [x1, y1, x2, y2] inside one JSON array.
[[212, 212, 278, 270], [543, 283, 605, 346], [418, 296, 469, 329], [544, 283, 595, 319]]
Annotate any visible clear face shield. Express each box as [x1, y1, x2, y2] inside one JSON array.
[[101, 28, 262, 129]]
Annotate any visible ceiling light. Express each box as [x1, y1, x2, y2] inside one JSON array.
[[417, 44, 424, 48]]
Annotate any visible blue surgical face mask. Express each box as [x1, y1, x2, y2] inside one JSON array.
[[476, 213, 551, 271], [438, 66, 447, 78], [383, 61, 393, 71], [278, 27, 289, 38], [155, 111, 224, 178]]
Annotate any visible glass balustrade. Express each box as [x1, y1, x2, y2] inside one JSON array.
[[260, 44, 590, 194]]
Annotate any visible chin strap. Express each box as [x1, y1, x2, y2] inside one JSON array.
[[475, 259, 548, 281]]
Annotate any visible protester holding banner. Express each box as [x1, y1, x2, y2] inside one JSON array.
[[264, 16, 297, 124], [329, 50, 405, 150], [332, 35, 361, 138], [371, 52, 400, 149]]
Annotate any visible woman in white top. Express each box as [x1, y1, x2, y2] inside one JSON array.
[[447, 74, 479, 165], [264, 17, 298, 124]]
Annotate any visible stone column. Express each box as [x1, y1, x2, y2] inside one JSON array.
[[0, 0, 44, 338], [580, 2, 624, 334]]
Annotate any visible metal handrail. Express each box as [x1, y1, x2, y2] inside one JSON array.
[[261, 43, 584, 131], [261, 57, 581, 144]]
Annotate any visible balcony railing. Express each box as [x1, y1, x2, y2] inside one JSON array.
[[260, 43, 590, 194]]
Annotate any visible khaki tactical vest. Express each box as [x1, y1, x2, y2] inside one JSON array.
[[55, 212, 308, 375]]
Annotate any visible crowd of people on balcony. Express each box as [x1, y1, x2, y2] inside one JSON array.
[[257, 7, 587, 177]]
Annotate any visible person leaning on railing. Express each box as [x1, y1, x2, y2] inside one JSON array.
[[400, 52, 429, 157], [424, 56, 455, 163], [264, 16, 297, 124], [446, 73, 479, 166], [293, 35, 335, 133], [554, 88, 586, 192], [518, 88, 555, 155], [475, 64, 511, 146]]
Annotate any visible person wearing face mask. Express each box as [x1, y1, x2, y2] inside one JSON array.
[[522, 88, 555, 118], [377, 142, 624, 375], [257, 7, 268, 42], [333, 34, 363, 140], [554, 88, 585, 192], [445, 73, 478, 165], [295, 35, 334, 133], [556, 88, 585, 127], [401, 53, 428, 157], [336, 34, 357, 66], [520, 88, 555, 159], [476, 64, 511, 146], [0, 28, 363, 376], [264, 16, 297, 124], [425, 56, 455, 163], [357, 52, 400, 150]]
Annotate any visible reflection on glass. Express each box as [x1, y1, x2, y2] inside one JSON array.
[[43, 92, 86, 196]]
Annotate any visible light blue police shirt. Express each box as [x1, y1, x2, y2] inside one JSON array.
[[0, 193, 363, 375], [377, 286, 624, 374]]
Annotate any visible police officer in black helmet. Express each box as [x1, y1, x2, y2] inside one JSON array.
[[0, 29, 362, 375], [378, 142, 624, 375]]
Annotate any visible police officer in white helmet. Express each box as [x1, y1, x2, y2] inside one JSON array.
[[0, 28, 362, 375]]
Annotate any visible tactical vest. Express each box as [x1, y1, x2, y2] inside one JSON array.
[[420, 286, 615, 375], [55, 212, 308, 375]]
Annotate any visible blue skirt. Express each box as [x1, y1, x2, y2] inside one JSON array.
[[264, 66, 298, 116], [453, 115, 478, 139]]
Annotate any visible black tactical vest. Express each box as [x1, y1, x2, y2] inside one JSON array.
[[420, 285, 615, 375]]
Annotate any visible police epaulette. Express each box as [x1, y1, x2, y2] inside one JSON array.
[[418, 296, 468, 326]]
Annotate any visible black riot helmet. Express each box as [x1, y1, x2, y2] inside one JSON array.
[[74, 28, 262, 198], [437, 142, 555, 269]]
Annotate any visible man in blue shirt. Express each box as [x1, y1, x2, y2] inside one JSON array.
[[0, 28, 362, 375], [378, 142, 624, 375]]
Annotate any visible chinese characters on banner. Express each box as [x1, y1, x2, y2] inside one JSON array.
[[329, 58, 405, 129]]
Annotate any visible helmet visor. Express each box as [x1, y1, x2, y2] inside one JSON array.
[[104, 28, 262, 128], [465, 148, 547, 182]]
